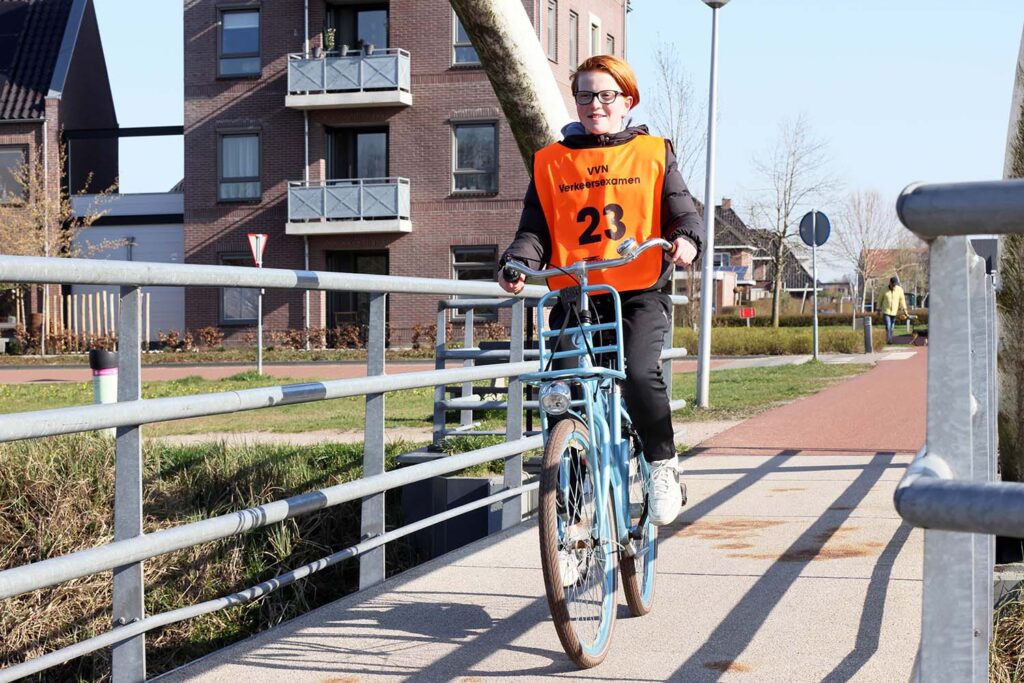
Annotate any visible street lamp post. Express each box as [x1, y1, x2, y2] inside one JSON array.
[[695, 0, 729, 409]]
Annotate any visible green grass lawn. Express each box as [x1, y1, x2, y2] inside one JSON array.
[[671, 360, 871, 422]]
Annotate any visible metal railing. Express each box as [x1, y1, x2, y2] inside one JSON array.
[[894, 179, 1024, 682], [287, 48, 411, 95], [0, 254, 550, 683], [287, 177, 411, 223], [430, 295, 689, 448]]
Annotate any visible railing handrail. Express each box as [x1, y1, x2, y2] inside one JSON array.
[[0, 361, 536, 442], [289, 177, 410, 187], [0, 254, 547, 297], [288, 48, 411, 60], [897, 179, 1024, 240]]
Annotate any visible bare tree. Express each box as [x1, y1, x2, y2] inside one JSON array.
[[646, 39, 706, 192], [832, 189, 901, 311], [747, 114, 841, 327], [0, 146, 113, 350]]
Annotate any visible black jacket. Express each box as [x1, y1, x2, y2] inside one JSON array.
[[500, 124, 705, 293]]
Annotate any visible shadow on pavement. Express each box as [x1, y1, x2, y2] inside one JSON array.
[[667, 451, 897, 681]]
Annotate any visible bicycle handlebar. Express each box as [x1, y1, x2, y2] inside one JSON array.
[[501, 237, 673, 282]]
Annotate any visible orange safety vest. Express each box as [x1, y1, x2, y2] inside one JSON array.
[[533, 135, 666, 292]]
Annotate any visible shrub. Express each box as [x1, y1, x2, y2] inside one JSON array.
[[307, 326, 327, 349], [673, 326, 889, 355], [197, 326, 224, 349], [329, 324, 364, 349]]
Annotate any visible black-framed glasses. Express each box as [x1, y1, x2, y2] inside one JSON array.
[[574, 89, 624, 106]]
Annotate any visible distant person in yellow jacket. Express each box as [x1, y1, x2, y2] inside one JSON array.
[[881, 276, 909, 343]]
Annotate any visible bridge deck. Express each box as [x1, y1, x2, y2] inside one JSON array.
[[161, 451, 919, 682]]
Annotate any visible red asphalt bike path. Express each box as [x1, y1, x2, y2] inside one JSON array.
[[693, 348, 927, 457]]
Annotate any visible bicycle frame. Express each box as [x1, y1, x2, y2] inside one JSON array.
[[522, 281, 643, 553]]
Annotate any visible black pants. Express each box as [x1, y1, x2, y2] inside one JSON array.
[[547, 289, 675, 463]]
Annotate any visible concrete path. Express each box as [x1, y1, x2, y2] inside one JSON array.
[[159, 348, 926, 682]]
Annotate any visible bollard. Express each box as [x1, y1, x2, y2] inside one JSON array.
[[863, 316, 873, 354], [89, 349, 117, 437]]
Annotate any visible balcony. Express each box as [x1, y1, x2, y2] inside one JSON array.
[[286, 178, 412, 235], [286, 49, 412, 110]]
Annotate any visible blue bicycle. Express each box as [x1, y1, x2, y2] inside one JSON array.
[[503, 237, 671, 668]]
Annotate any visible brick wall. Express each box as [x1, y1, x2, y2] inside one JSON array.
[[184, 0, 626, 344]]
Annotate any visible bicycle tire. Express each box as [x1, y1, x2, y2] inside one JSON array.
[[620, 443, 657, 616], [538, 418, 617, 669]]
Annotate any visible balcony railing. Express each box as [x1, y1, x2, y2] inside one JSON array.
[[286, 49, 412, 109], [286, 178, 411, 235]]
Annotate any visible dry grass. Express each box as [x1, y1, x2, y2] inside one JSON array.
[[0, 434, 422, 681], [992, 593, 1024, 682]]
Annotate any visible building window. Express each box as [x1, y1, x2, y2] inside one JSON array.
[[590, 21, 600, 56], [453, 15, 480, 65], [218, 8, 260, 77], [0, 146, 26, 202], [218, 132, 260, 201], [605, 34, 615, 56], [568, 11, 578, 67], [546, 0, 557, 61], [452, 246, 498, 320], [713, 252, 731, 267], [219, 253, 258, 324], [452, 123, 497, 194]]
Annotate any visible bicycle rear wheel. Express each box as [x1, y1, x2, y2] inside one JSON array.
[[620, 441, 657, 616], [538, 418, 617, 669]]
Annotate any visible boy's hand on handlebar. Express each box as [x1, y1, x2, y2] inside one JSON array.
[[671, 237, 698, 267], [499, 272, 525, 294]]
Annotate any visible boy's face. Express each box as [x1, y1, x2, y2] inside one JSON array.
[[575, 71, 633, 136]]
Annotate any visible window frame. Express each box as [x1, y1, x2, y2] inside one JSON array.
[[216, 5, 262, 79], [589, 14, 602, 57], [0, 144, 27, 204], [605, 33, 615, 56], [451, 245, 499, 321], [452, 12, 481, 67], [546, 0, 558, 62], [568, 11, 579, 67], [218, 251, 259, 325], [451, 121, 499, 196], [217, 130, 262, 203], [713, 251, 731, 267]]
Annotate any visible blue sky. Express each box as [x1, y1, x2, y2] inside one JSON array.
[[94, 1, 1022, 274]]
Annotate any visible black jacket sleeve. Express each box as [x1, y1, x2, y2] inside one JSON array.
[[661, 143, 705, 263], [499, 174, 551, 273]]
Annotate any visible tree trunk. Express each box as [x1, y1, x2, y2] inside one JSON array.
[[999, 29, 1024, 482], [449, 0, 570, 168]]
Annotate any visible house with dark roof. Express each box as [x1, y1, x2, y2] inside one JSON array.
[[0, 0, 117, 198], [687, 197, 814, 305]]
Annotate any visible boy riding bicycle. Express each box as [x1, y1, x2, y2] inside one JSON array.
[[498, 55, 705, 526]]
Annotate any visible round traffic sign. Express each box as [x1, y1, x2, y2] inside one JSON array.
[[799, 211, 831, 248]]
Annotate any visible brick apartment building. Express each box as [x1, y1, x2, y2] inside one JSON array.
[[183, 0, 627, 343], [0, 0, 118, 322]]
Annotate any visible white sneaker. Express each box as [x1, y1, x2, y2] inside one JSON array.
[[649, 457, 683, 526]]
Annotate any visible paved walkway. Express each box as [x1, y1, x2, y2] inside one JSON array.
[[160, 348, 926, 682]]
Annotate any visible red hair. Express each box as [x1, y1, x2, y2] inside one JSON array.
[[570, 55, 640, 107]]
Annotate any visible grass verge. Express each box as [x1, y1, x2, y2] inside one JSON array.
[[671, 360, 872, 422], [0, 435, 428, 681], [674, 326, 888, 355]]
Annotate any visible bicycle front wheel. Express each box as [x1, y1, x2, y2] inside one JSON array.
[[538, 418, 617, 669], [621, 443, 657, 616]]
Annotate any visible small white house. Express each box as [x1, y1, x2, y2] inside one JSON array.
[[71, 192, 184, 342]]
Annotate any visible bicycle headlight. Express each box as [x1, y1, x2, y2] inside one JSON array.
[[540, 381, 572, 415]]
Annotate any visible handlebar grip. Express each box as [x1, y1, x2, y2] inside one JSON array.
[[502, 264, 523, 282]]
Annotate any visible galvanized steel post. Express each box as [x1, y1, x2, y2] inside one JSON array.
[[112, 286, 145, 683], [432, 303, 447, 449], [920, 236, 980, 682], [461, 307, 475, 428], [359, 292, 387, 590], [503, 299, 525, 529]]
